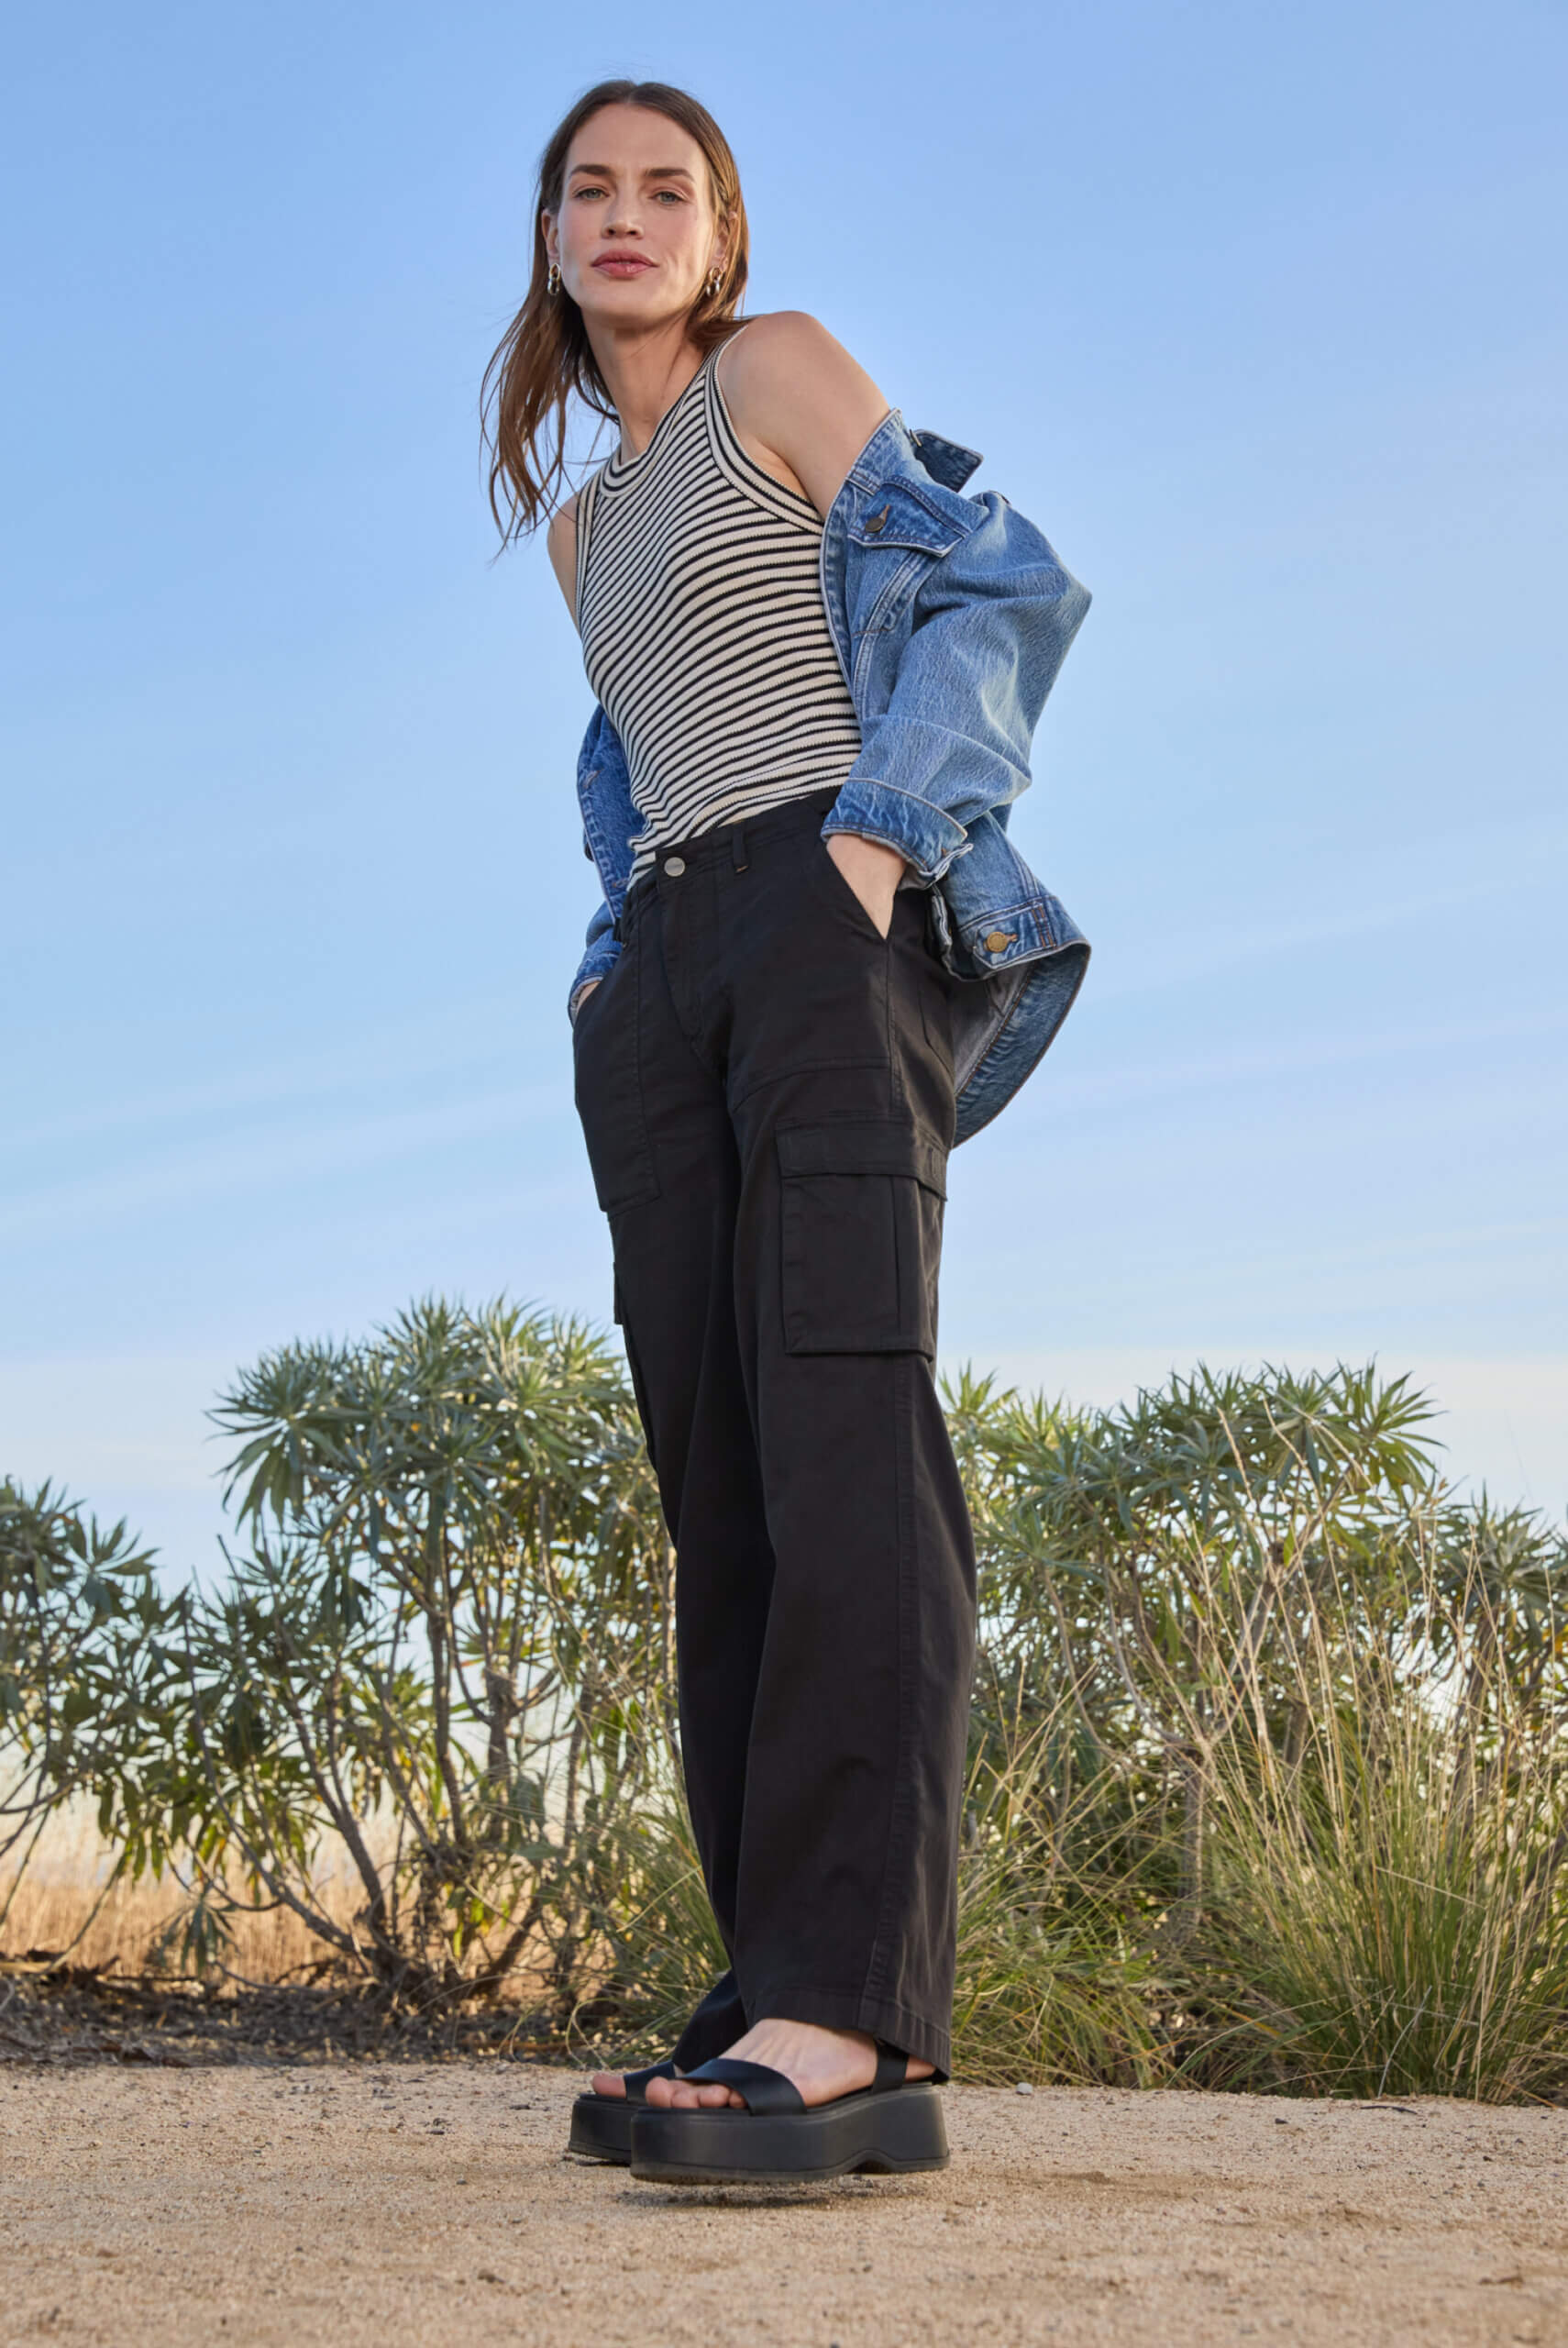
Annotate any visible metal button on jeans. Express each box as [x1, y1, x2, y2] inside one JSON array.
[[664, 855, 686, 876]]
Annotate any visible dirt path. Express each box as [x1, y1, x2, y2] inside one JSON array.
[[3, 2062, 1564, 2345]]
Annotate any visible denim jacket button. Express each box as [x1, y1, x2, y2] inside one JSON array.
[[983, 929, 1017, 953], [864, 504, 889, 535]]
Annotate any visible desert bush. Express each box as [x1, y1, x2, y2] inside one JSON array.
[[0, 1479, 176, 1944], [1194, 1501, 1568, 2100], [163, 1298, 677, 2010], [951, 1358, 1568, 2096]]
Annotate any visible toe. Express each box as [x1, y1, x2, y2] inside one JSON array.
[[658, 2079, 734, 2110], [590, 2070, 626, 2099]]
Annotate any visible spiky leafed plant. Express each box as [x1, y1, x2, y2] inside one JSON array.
[[960, 1361, 1444, 1932], [0, 1480, 176, 1944], [946, 1358, 1568, 2097], [1194, 1503, 1568, 2101], [171, 1297, 674, 2010]]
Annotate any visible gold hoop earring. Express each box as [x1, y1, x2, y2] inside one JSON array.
[[706, 264, 723, 298], [547, 261, 561, 296]]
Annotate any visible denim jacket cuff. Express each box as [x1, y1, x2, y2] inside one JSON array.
[[821, 780, 971, 882], [568, 939, 621, 1024]]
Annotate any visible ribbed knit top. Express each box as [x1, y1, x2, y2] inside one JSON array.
[[574, 336, 861, 886]]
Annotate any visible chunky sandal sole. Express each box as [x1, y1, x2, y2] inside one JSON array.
[[568, 2056, 684, 2164], [628, 2082, 948, 2184], [567, 2093, 635, 2164]]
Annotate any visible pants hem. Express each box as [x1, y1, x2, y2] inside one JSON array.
[[740, 1978, 952, 2080]]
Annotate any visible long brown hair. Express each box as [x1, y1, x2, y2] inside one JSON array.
[[481, 80, 750, 543]]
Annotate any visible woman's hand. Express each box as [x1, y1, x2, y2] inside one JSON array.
[[825, 834, 908, 937]]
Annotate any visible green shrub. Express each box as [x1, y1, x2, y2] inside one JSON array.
[[949, 1358, 1568, 2099], [0, 1479, 175, 1943], [169, 1297, 676, 2008]]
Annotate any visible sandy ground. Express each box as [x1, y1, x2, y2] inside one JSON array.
[[3, 2061, 1565, 2347]]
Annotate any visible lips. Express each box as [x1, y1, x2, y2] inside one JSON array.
[[592, 254, 654, 276]]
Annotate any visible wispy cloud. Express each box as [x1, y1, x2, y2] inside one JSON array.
[[1090, 818, 1568, 1004], [0, 1084, 568, 1237], [1034, 1002, 1568, 1112], [6, 993, 536, 1157]]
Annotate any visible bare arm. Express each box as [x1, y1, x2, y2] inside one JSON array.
[[715, 310, 889, 519], [547, 493, 580, 626], [717, 315, 908, 934]]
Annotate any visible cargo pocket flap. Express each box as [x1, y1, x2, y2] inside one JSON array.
[[776, 1120, 947, 1200]]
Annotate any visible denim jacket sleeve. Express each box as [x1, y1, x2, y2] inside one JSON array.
[[568, 703, 632, 1024], [821, 486, 1092, 883]]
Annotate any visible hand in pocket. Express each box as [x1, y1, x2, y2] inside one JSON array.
[[824, 834, 907, 938]]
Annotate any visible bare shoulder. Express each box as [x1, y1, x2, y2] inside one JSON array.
[[717, 312, 889, 516], [719, 310, 878, 406], [546, 492, 580, 624]]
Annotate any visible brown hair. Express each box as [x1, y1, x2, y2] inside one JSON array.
[[480, 80, 750, 543]]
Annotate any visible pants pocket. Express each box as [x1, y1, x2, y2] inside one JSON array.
[[777, 1118, 947, 1357], [812, 837, 892, 948], [572, 938, 661, 1214]]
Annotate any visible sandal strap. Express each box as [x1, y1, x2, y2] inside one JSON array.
[[679, 2056, 806, 2115], [872, 2040, 911, 2092], [622, 2059, 679, 2102]]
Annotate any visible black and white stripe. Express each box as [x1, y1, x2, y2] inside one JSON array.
[[576, 340, 861, 887]]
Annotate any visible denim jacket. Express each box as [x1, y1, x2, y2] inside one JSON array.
[[570, 408, 1092, 1145]]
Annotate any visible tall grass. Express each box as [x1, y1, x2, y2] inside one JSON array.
[[946, 1364, 1568, 2099], [1194, 1544, 1568, 2101], [0, 1800, 373, 1980], [948, 1711, 1171, 2088]]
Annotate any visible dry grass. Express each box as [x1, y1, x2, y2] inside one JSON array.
[[1, 1803, 377, 1982]]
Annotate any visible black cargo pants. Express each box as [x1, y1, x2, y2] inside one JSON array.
[[571, 786, 977, 2076]]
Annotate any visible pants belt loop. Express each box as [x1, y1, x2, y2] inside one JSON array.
[[731, 823, 749, 873]]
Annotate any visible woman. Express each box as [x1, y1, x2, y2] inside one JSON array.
[[483, 80, 1091, 2185]]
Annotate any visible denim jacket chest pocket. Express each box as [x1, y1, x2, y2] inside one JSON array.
[[847, 480, 983, 649]]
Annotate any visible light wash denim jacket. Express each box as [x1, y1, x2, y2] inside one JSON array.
[[570, 408, 1092, 1145]]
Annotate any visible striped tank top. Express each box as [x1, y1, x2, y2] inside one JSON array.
[[574, 336, 861, 887]]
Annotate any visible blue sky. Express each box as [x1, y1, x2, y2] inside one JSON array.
[[4, 0, 1565, 1571]]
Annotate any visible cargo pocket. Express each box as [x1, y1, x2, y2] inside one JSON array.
[[777, 1119, 947, 1357]]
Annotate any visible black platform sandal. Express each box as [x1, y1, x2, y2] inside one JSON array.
[[627, 2043, 948, 2184], [566, 1973, 747, 2164], [568, 2059, 681, 2164]]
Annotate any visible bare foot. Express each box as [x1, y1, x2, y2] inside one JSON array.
[[641, 2019, 933, 2111], [589, 2066, 678, 2100]]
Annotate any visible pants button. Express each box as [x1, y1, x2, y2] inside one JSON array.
[[664, 855, 686, 876]]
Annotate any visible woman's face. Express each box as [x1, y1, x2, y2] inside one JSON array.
[[544, 105, 724, 332]]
